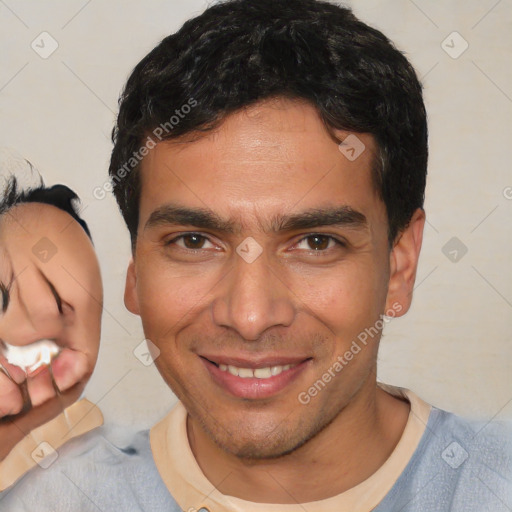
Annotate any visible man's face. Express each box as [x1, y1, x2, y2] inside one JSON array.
[[126, 98, 419, 458]]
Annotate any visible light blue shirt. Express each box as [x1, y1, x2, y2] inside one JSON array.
[[1, 406, 511, 511]]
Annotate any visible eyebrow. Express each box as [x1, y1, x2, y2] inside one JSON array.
[[144, 203, 368, 235]]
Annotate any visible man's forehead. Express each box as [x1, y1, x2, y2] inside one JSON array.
[[216, 97, 330, 134], [143, 99, 377, 166], [137, 99, 380, 234]]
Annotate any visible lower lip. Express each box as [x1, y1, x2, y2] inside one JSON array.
[[201, 357, 310, 400]]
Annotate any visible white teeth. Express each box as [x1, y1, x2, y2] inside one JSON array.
[[270, 365, 282, 376], [227, 365, 239, 376], [238, 368, 254, 378], [217, 363, 297, 379], [254, 367, 272, 379], [1, 339, 60, 373]]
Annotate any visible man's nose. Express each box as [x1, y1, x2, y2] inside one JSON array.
[[0, 267, 63, 346], [211, 251, 295, 341]]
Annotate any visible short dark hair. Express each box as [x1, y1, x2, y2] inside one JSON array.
[[0, 175, 92, 241], [109, 0, 428, 250]]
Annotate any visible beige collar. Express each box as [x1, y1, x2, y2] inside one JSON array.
[[150, 383, 432, 512]]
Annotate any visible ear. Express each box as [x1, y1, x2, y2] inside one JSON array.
[[385, 208, 425, 317], [124, 258, 140, 315]]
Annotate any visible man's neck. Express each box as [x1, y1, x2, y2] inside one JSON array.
[[186, 382, 410, 504]]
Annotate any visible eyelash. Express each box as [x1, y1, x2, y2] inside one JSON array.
[[0, 280, 11, 312], [165, 233, 346, 253]]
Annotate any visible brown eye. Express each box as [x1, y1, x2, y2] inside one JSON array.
[[165, 233, 214, 250], [306, 235, 331, 251], [182, 234, 207, 249], [293, 234, 346, 255]]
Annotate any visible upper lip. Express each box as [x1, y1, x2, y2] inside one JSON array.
[[200, 354, 312, 369]]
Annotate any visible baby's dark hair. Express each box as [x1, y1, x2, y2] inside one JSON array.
[[0, 175, 92, 241]]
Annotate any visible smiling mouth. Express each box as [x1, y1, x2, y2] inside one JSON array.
[[200, 355, 312, 398], [200, 356, 312, 379], [210, 360, 299, 379]]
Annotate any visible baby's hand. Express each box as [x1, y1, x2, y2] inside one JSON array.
[[0, 340, 90, 418], [0, 360, 25, 417]]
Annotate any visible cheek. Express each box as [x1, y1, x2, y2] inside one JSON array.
[[136, 264, 212, 337], [288, 258, 386, 337]]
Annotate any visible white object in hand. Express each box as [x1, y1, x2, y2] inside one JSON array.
[[1, 339, 60, 373]]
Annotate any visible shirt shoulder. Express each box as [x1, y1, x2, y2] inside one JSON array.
[[375, 407, 512, 512], [0, 424, 182, 512]]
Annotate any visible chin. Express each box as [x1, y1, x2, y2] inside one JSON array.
[[203, 414, 315, 461], [236, 442, 303, 461], [217, 434, 295, 460]]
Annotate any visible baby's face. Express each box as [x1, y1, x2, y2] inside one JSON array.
[[0, 202, 102, 411]]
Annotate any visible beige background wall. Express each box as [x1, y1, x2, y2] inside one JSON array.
[[0, 0, 510, 428]]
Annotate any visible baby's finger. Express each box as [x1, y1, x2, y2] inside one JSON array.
[[50, 349, 89, 393], [25, 366, 58, 408], [0, 354, 26, 384], [0, 371, 24, 417]]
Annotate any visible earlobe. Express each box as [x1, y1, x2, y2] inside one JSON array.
[[124, 258, 140, 315], [385, 208, 425, 317]]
